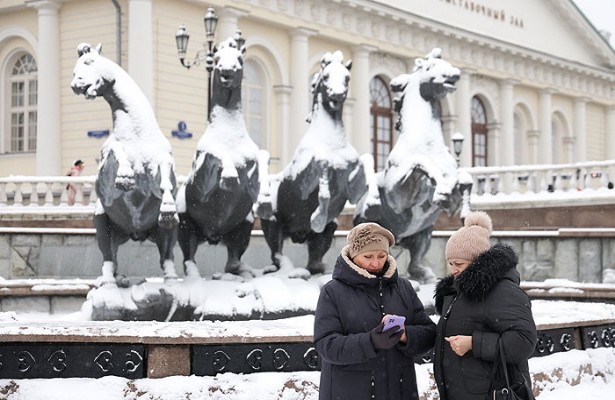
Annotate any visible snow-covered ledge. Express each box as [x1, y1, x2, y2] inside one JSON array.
[[467, 159, 615, 209], [3, 162, 615, 212]]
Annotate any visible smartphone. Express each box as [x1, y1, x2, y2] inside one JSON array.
[[383, 315, 406, 332]]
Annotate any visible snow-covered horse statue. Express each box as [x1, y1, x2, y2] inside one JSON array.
[[256, 51, 366, 275], [71, 43, 179, 286], [177, 34, 260, 278], [354, 48, 472, 283]]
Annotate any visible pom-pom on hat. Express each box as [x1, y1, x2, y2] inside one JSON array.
[[347, 222, 395, 259], [445, 211, 493, 262]]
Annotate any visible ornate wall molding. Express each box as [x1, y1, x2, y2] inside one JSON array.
[[235, 0, 615, 103]]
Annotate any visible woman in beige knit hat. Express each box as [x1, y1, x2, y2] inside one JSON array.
[[313, 222, 436, 400], [433, 211, 537, 400]]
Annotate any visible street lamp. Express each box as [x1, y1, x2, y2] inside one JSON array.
[[175, 7, 218, 122], [451, 132, 464, 167]]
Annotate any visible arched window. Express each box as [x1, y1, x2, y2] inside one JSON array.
[[369, 76, 393, 171], [241, 59, 266, 147], [9, 53, 38, 153], [471, 96, 488, 167]]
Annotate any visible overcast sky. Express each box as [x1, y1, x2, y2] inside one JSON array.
[[572, 0, 614, 46]]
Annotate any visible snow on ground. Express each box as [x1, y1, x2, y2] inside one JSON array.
[[0, 348, 613, 399], [0, 278, 614, 399]]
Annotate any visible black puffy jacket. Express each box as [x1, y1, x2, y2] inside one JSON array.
[[433, 243, 537, 400], [314, 245, 436, 400]]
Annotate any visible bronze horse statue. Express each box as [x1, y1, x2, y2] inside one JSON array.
[[354, 48, 472, 283], [177, 35, 260, 279], [256, 51, 366, 275], [71, 43, 179, 286]]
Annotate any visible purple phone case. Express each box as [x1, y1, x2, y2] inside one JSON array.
[[383, 315, 406, 332]]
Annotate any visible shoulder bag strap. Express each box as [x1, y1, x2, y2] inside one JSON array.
[[498, 338, 513, 390]]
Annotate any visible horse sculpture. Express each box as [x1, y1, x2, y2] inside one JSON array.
[[354, 48, 472, 283], [256, 50, 366, 275], [176, 35, 260, 278], [71, 43, 179, 286]]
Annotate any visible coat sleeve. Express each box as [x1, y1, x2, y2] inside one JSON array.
[[472, 282, 537, 363], [397, 283, 437, 356], [313, 284, 378, 365]]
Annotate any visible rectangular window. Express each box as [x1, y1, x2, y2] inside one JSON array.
[[28, 111, 37, 150], [11, 113, 24, 152], [12, 82, 24, 107]]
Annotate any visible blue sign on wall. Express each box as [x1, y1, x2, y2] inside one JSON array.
[[87, 130, 110, 138], [172, 121, 192, 139]]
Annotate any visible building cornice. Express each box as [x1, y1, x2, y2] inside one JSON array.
[[232, 0, 615, 103]]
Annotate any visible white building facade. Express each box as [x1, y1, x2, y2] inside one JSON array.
[[1, 0, 615, 178]]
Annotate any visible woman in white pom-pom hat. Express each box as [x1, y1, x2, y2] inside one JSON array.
[[433, 211, 537, 400]]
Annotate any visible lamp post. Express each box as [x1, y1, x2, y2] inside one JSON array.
[[451, 132, 464, 167], [175, 7, 218, 122]]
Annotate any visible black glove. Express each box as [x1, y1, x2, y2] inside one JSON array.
[[370, 322, 403, 350]]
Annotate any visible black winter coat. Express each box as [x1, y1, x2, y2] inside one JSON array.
[[433, 243, 537, 400], [314, 245, 436, 400]]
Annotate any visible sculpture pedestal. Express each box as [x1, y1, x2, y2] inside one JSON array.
[[83, 272, 325, 322]]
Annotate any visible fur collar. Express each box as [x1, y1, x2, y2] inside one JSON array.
[[434, 243, 518, 313]]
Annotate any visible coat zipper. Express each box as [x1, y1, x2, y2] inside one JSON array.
[[378, 278, 385, 315]]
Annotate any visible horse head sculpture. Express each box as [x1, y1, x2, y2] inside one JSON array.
[[354, 48, 471, 283], [307, 50, 351, 123], [210, 36, 246, 115], [256, 50, 365, 276], [71, 43, 179, 286], [177, 33, 260, 279]]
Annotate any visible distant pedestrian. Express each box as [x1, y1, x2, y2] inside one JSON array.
[[66, 159, 84, 205]]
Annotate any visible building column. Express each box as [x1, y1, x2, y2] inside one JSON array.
[[563, 136, 576, 164], [539, 89, 554, 164], [288, 27, 317, 164], [128, 0, 154, 105], [527, 130, 541, 164], [273, 85, 292, 172], [607, 106, 615, 159], [351, 44, 377, 156], [455, 69, 472, 167], [28, 0, 62, 176], [573, 97, 589, 162], [499, 79, 516, 166], [218, 6, 248, 42], [487, 122, 502, 166]]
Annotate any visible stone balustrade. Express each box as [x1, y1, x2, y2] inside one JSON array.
[[464, 160, 615, 204], [3, 160, 615, 210]]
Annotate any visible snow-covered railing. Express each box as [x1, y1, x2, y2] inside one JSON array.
[[0, 175, 98, 207], [465, 159, 615, 208], [0, 175, 189, 208], [2, 161, 615, 210]]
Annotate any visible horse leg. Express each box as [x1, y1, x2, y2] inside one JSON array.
[[178, 214, 201, 279], [107, 141, 135, 189], [222, 219, 254, 275], [261, 219, 285, 271], [310, 164, 331, 233], [157, 161, 179, 230], [306, 220, 337, 274], [94, 212, 116, 286], [153, 224, 178, 282], [401, 227, 437, 284]]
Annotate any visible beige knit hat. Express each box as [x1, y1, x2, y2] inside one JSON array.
[[445, 211, 493, 261], [347, 223, 396, 259]]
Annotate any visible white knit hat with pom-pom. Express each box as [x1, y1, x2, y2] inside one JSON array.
[[445, 211, 493, 261]]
